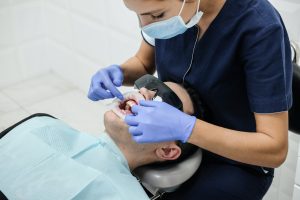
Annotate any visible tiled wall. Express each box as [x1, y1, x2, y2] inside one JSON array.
[[270, 0, 300, 44], [44, 0, 141, 92], [1, 0, 299, 93], [0, 0, 300, 200], [293, 145, 300, 200], [0, 0, 141, 92], [0, 0, 49, 89]]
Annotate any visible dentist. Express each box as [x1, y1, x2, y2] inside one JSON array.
[[88, 0, 292, 199]]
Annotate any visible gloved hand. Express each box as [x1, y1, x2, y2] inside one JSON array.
[[88, 65, 124, 101], [125, 100, 197, 143]]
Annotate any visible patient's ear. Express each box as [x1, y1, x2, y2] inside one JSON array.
[[155, 143, 182, 161]]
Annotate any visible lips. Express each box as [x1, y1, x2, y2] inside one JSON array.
[[112, 91, 145, 119]]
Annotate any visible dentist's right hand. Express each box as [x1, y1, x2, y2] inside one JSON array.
[[88, 65, 124, 101]]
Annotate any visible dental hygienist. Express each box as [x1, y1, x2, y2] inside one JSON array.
[[88, 0, 293, 199]]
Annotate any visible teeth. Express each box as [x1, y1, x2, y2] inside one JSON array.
[[124, 100, 137, 113], [124, 104, 131, 111], [111, 91, 145, 119], [123, 91, 145, 102], [126, 100, 137, 108]]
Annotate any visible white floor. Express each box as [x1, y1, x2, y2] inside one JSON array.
[[0, 72, 107, 137]]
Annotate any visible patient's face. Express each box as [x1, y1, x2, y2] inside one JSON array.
[[109, 82, 194, 120], [103, 87, 169, 153], [104, 82, 194, 164], [110, 88, 153, 119]]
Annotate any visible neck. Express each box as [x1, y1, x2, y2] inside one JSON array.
[[196, 0, 226, 37], [199, 0, 226, 14]]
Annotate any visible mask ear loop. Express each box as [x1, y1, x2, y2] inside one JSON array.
[[196, 0, 201, 13], [181, 0, 202, 27], [179, 0, 201, 16], [178, 0, 187, 16]]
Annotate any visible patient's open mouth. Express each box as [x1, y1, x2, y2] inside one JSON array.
[[119, 99, 138, 114], [112, 91, 145, 119]]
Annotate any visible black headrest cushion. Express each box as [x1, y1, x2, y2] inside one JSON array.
[[289, 63, 300, 134]]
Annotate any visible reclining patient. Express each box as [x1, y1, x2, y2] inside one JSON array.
[[0, 81, 197, 200]]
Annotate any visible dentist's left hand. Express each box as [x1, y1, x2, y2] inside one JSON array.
[[125, 100, 197, 143]]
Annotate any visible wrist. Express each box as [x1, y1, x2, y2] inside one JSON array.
[[181, 115, 197, 143], [115, 64, 122, 69], [120, 64, 131, 85], [112, 64, 122, 72], [113, 64, 124, 82]]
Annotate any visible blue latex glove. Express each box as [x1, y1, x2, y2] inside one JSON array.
[[88, 65, 124, 101], [124, 100, 197, 143]]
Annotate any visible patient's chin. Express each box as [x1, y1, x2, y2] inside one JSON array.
[[104, 111, 128, 134], [104, 110, 133, 147], [104, 110, 120, 122]]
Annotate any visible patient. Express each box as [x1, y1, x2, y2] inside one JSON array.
[[104, 82, 196, 170], [0, 82, 198, 200]]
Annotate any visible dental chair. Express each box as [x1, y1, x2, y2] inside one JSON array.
[[132, 75, 205, 199], [133, 149, 202, 200], [290, 42, 300, 135]]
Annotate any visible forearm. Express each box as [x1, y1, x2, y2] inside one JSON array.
[[120, 40, 156, 86], [120, 55, 155, 86], [188, 119, 288, 168]]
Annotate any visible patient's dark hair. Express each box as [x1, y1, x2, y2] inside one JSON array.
[[162, 84, 206, 165], [174, 84, 206, 163]]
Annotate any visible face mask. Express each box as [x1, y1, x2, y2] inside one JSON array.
[[142, 0, 203, 40], [134, 74, 183, 111]]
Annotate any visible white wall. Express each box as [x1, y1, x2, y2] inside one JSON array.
[[0, 0, 141, 92], [44, 0, 141, 92], [0, 0, 49, 89], [293, 145, 300, 200], [1, 0, 299, 97], [270, 0, 300, 45]]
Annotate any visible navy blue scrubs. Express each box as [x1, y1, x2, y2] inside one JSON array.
[[142, 0, 292, 199]]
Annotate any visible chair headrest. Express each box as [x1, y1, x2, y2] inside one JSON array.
[[133, 149, 202, 194], [289, 43, 300, 134], [289, 62, 300, 134]]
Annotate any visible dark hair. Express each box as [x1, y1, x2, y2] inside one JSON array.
[[174, 84, 206, 163], [157, 84, 206, 165]]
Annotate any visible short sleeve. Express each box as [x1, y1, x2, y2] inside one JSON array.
[[242, 23, 293, 113], [141, 30, 155, 46]]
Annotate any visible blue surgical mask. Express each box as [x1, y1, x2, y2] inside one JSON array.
[[142, 0, 203, 40]]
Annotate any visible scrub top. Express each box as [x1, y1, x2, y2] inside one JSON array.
[[0, 116, 149, 200], [142, 0, 293, 174]]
